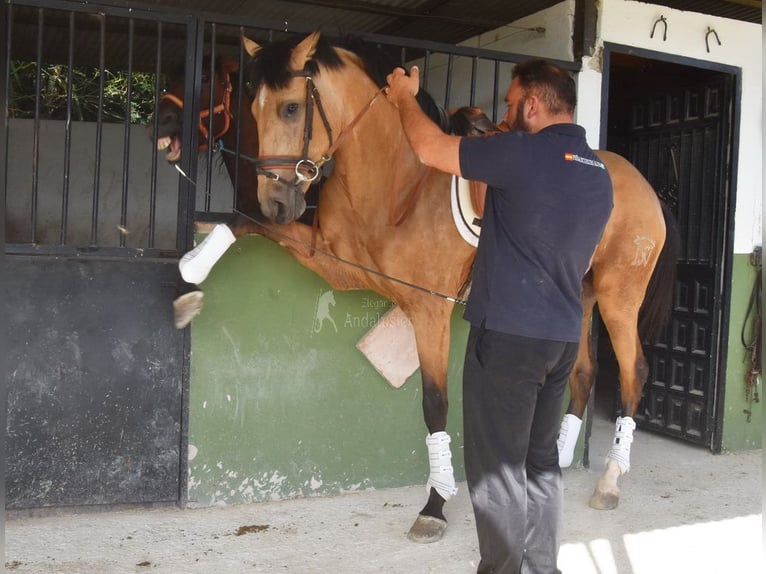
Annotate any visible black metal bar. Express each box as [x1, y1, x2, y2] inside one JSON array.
[[31, 8, 43, 243], [5, 243, 179, 260], [421, 50, 430, 92], [233, 25, 246, 211], [148, 20, 163, 249], [469, 56, 477, 107], [443, 53, 453, 110], [119, 17, 134, 248], [91, 12, 106, 246], [60, 10, 74, 245], [492, 59, 499, 124], [1, 5, 10, 248], [204, 22, 217, 213], [176, 15, 203, 254]]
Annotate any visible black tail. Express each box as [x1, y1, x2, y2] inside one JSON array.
[[638, 202, 680, 343]]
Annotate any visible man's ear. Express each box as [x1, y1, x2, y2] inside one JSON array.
[[523, 94, 539, 119]]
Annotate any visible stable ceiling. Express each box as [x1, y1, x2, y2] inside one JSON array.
[[134, 0, 760, 45]]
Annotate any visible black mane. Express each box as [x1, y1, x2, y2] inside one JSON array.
[[245, 33, 449, 131]]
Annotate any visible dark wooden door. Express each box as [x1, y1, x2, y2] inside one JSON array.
[[606, 52, 734, 447]]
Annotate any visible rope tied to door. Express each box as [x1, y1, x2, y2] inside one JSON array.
[[741, 247, 761, 421]]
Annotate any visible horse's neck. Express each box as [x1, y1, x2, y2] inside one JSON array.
[[327, 96, 427, 217]]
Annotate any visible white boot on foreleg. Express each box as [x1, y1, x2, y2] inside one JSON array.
[[179, 223, 236, 284], [425, 431, 458, 501]]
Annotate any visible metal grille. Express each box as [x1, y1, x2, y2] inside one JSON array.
[[3, 1, 578, 259], [3, 1, 189, 257]]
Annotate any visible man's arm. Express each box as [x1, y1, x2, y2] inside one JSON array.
[[385, 66, 462, 177]]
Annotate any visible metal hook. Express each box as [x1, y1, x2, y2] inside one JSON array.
[[650, 15, 667, 41], [705, 27, 721, 53]]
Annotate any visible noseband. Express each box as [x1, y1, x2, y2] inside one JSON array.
[[161, 71, 233, 150], [254, 70, 383, 185]]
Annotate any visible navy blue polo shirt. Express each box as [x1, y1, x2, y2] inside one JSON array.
[[459, 124, 613, 342]]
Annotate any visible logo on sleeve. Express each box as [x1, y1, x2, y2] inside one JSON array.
[[564, 152, 606, 169]]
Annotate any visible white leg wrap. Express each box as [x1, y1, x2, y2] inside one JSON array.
[[425, 431, 458, 501], [179, 224, 236, 284], [606, 416, 636, 474], [557, 413, 583, 468]]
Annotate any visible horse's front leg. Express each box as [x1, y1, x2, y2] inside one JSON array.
[[405, 302, 457, 544]]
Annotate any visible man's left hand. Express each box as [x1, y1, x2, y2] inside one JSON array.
[[385, 66, 420, 108]]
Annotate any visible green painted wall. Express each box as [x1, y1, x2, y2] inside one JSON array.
[[720, 254, 762, 451], [188, 235, 470, 505], [188, 237, 759, 506]]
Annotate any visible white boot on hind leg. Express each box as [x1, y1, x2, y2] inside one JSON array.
[[557, 414, 583, 468], [606, 415, 636, 473]]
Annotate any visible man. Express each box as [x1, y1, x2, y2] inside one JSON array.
[[385, 60, 613, 573]]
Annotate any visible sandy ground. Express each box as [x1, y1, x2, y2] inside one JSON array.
[[5, 415, 763, 574]]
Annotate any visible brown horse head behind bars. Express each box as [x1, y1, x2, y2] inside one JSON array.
[[163, 32, 678, 543]]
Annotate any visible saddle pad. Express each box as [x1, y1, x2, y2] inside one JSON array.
[[450, 176, 483, 247]]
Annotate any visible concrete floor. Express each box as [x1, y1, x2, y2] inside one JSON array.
[[5, 415, 763, 574]]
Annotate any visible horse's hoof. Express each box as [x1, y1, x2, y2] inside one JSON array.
[[406, 514, 447, 544], [173, 291, 204, 329], [589, 488, 620, 510]]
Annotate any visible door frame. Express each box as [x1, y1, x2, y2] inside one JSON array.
[[599, 42, 741, 453]]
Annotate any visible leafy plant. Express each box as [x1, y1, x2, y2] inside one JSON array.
[[9, 60, 160, 123]]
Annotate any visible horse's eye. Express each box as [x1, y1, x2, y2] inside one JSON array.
[[282, 102, 300, 119]]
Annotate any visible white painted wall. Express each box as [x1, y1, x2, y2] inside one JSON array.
[[590, 0, 762, 254]]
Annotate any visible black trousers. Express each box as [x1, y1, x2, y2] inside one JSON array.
[[462, 324, 578, 574]]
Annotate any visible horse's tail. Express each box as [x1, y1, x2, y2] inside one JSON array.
[[638, 202, 681, 343]]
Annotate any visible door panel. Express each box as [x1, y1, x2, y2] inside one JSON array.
[[606, 53, 732, 447], [5, 258, 184, 508]]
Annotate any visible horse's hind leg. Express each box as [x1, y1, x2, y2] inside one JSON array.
[[404, 301, 456, 544], [558, 275, 597, 467], [589, 292, 646, 510]]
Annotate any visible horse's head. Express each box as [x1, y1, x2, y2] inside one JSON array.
[[243, 32, 374, 224], [151, 58, 238, 164]]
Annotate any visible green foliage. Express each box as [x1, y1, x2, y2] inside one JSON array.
[[9, 60, 160, 123]]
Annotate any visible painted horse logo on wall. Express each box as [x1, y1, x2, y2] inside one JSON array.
[[313, 289, 338, 334]]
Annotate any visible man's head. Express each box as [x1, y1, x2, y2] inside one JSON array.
[[502, 59, 576, 133]]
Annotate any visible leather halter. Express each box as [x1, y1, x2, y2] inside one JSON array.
[[254, 70, 383, 184], [160, 71, 233, 150]]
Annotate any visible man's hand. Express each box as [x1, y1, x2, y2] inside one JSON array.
[[385, 66, 420, 108]]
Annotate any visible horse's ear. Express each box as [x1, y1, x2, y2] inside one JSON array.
[[242, 35, 261, 58], [290, 31, 321, 71]]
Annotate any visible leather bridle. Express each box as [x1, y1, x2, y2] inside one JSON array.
[[253, 70, 384, 185], [161, 71, 233, 150]]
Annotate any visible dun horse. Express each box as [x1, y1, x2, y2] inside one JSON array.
[[153, 34, 678, 543]]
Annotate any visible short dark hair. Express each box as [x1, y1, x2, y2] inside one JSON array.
[[512, 59, 576, 115]]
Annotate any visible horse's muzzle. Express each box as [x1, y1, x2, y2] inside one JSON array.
[[259, 179, 307, 224]]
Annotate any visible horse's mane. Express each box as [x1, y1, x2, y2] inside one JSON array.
[[246, 34, 449, 132]]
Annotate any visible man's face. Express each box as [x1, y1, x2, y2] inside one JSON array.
[[502, 78, 531, 132]]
